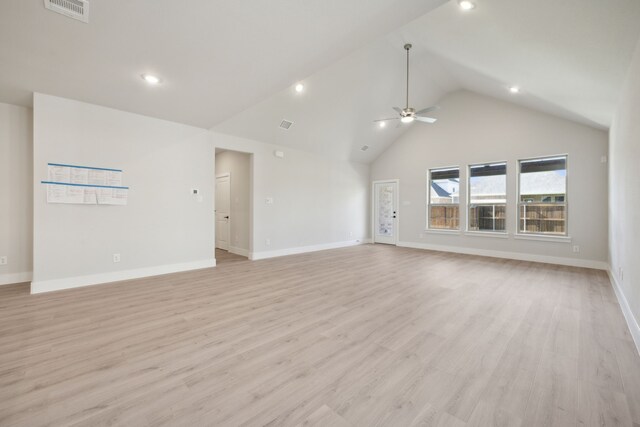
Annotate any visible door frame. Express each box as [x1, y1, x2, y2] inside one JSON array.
[[215, 172, 231, 251], [371, 179, 400, 245]]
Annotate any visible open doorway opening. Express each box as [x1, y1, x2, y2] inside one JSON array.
[[215, 148, 252, 264]]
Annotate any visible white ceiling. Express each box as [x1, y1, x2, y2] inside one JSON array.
[[215, 37, 460, 163], [215, 0, 640, 163], [2, 0, 639, 163], [0, 0, 446, 128], [401, 0, 640, 128]]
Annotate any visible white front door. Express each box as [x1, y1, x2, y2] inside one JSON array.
[[215, 174, 231, 250], [373, 180, 398, 245]]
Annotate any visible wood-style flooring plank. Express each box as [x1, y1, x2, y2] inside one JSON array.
[[0, 244, 638, 426]]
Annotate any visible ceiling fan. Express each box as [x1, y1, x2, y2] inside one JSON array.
[[375, 43, 439, 126]]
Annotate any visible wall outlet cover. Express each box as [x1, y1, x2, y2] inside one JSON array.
[[0, 256, 7, 265]]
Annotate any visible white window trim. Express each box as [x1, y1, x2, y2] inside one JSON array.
[[425, 228, 462, 235], [516, 154, 569, 237], [514, 234, 572, 243], [464, 231, 509, 239], [427, 166, 460, 231]]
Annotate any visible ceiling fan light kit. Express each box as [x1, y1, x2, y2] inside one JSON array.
[[375, 43, 439, 127]]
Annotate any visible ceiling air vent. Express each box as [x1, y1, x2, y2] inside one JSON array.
[[279, 120, 293, 130], [44, 0, 89, 23]]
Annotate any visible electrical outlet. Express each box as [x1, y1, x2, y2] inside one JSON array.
[[265, 238, 271, 247], [0, 256, 7, 265], [113, 253, 121, 263], [265, 197, 274, 205], [572, 245, 580, 253], [349, 231, 354, 238]]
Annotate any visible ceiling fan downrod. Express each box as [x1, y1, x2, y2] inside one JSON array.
[[404, 43, 412, 110]]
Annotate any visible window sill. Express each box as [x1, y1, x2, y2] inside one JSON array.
[[514, 234, 572, 243], [424, 229, 461, 235], [464, 231, 509, 239]]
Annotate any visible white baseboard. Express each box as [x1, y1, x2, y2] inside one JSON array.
[[228, 246, 250, 257], [607, 269, 640, 355], [250, 240, 365, 261], [30, 259, 216, 294], [396, 241, 609, 270], [0, 271, 33, 286]]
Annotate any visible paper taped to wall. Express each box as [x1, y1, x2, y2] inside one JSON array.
[[44, 163, 128, 205]]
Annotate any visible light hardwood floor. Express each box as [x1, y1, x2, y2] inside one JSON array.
[[215, 248, 249, 264], [1, 244, 639, 426]]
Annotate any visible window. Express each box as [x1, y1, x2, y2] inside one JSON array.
[[468, 162, 506, 232], [518, 156, 567, 235], [428, 167, 460, 230]]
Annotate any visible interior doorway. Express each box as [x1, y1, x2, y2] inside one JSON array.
[[372, 180, 399, 245], [215, 173, 230, 250], [214, 148, 252, 263]]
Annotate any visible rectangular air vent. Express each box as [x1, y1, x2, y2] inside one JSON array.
[[279, 120, 293, 130], [44, 0, 89, 23]]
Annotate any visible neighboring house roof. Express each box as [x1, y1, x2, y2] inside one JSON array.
[[431, 182, 451, 197], [434, 172, 565, 198]]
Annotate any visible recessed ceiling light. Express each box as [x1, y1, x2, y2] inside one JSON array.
[[295, 83, 304, 93], [401, 116, 415, 123], [141, 74, 161, 85], [459, 0, 476, 10], [379, 121, 387, 128], [509, 86, 520, 94]]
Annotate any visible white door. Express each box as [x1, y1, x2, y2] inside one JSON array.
[[215, 174, 231, 250], [373, 180, 398, 245]]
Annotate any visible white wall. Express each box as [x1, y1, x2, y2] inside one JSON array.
[[372, 90, 608, 268], [609, 38, 640, 344], [0, 103, 33, 285], [32, 94, 214, 293], [215, 150, 251, 255], [212, 132, 370, 259]]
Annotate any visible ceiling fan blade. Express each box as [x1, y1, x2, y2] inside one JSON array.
[[415, 105, 440, 115], [392, 107, 403, 114], [415, 116, 437, 123], [373, 118, 400, 122]]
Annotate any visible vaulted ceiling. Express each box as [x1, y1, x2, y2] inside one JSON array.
[[1, 0, 639, 163]]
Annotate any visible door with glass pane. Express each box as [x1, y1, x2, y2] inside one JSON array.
[[373, 180, 398, 245]]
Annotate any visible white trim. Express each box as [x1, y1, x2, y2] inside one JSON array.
[[250, 240, 364, 261], [30, 259, 216, 294], [228, 246, 249, 257], [607, 269, 640, 355], [514, 233, 572, 243], [425, 229, 461, 235], [0, 271, 33, 286], [464, 231, 509, 239], [397, 240, 608, 270]]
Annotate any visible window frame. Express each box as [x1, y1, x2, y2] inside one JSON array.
[[516, 154, 569, 237], [466, 161, 508, 234], [427, 166, 461, 231]]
